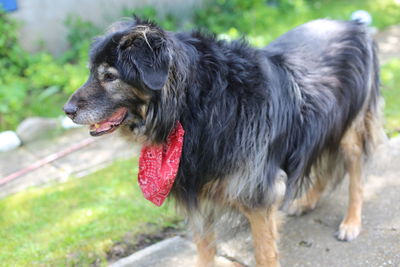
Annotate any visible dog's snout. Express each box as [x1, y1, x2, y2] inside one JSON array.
[[63, 102, 78, 118]]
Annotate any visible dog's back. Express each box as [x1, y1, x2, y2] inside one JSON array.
[[260, 19, 384, 244], [260, 19, 382, 196]]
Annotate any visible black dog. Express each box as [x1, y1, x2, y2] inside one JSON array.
[[64, 18, 383, 266]]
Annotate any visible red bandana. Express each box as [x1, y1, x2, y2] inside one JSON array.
[[138, 121, 184, 206]]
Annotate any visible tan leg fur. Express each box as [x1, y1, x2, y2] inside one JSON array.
[[337, 127, 364, 241], [241, 206, 281, 267], [195, 230, 217, 267], [287, 178, 327, 216]]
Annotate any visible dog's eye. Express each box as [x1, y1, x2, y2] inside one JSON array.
[[104, 72, 117, 82]]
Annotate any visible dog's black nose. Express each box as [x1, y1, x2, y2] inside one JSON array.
[[63, 103, 78, 118]]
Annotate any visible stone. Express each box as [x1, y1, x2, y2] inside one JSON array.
[[0, 131, 21, 152], [60, 116, 83, 129], [16, 117, 59, 144]]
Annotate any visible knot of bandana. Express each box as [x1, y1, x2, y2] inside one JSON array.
[[138, 121, 184, 206]]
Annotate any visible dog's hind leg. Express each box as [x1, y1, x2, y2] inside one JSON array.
[[337, 127, 364, 241], [241, 206, 281, 267], [287, 177, 327, 216]]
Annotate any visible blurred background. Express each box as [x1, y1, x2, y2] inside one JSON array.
[[0, 0, 399, 266]]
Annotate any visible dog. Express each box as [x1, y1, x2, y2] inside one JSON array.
[[64, 17, 384, 266]]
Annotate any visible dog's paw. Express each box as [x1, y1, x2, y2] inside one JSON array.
[[287, 198, 317, 216], [336, 222, 361, 241]]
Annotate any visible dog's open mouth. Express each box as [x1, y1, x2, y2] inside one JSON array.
[[89, 108, 128, 136]]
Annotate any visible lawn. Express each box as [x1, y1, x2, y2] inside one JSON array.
[[0, 158, 181, 266]]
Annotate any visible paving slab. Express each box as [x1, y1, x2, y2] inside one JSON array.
[[24, 128, 138, 176], [111, 138, 400, 267], [0, 128, 138, 198], [0, 149, 64, 198], [0, 147, 39, 177]]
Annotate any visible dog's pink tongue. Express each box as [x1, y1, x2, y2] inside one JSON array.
[[90, 108, 127, 133], [138, 121, 184, 206]]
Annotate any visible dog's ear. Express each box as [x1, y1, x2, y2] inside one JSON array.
[[117, 29, 170, 91]]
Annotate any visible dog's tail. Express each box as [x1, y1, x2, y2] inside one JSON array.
[[351, 10, 373, 26]]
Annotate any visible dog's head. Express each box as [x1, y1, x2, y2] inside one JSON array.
[[63, 19, 171, 137]]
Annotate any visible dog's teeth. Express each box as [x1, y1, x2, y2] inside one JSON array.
[[94, 123, 100, 129]]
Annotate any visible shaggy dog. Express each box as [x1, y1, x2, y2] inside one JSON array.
[[64, 18, 383, 266]]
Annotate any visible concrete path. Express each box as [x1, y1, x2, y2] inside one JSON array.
[[110, 137, 400, 267], [0, 128, 137, 198]]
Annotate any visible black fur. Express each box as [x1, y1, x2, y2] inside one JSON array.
[[170, 19, 378, 209], [67, 18, 380, 218]]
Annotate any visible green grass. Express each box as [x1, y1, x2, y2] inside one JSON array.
[[0, 158, 180, 267], [381, 59, 400, 137]]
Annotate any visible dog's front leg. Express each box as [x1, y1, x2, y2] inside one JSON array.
[[242, 206, 280, 267], [194, 230, 216, 267]]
